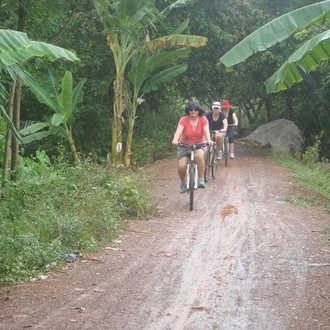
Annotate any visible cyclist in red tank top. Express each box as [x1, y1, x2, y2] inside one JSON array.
[[172, 101, 212, 193]]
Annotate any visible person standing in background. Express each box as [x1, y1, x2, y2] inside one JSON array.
[[221, 100, 238, 159]]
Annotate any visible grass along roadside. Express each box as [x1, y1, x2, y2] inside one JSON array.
[[272, 152, 330, 240], [0, 154, 154, 285], [274, 153, 330, 207]]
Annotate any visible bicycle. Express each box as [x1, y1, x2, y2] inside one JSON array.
[[204, 131, 221, 181], [178, 142, 205, 211]]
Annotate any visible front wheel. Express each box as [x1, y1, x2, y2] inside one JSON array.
[[189, 165, 195, 211], [223, 137, 229, 167], [211, 148, 218, 179], [204, 147, 211, 182]]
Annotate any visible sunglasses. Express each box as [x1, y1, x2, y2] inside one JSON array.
[[189, 108, 198, 112]]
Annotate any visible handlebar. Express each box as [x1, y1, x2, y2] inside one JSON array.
[[178, 142, 206, 150]]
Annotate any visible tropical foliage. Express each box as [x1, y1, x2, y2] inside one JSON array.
[[20, 70, 86, 164], [0, 28, 79, 184], [0, 29, 78, 119], [2, 0, 330, 285], [93, 0, 207, 167], [219, 1, 330, 93]]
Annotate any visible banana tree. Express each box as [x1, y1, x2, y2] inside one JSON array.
[[0, 30, 79, 124], [125, 46, 191, 167], [20, 70, 86, 164], [93, 0, 207, 166], [0, 29, 79, 184], [219, 0, 330, 94]]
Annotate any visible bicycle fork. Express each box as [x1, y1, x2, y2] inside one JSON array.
[[186, 162, 199, 190]]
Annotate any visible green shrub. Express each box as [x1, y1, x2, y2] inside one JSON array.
[[0, 234, 62, 283], [0, 150, 154, 284], [302, 136, 321, 166]]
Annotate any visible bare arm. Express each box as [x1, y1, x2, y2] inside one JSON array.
[[172, 123, 184, 145], [233, 113, 238, 126], [203, 123, 212, 143], [222, 118, 228, 132]]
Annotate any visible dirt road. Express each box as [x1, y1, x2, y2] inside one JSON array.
[[1, 144, 329, 330]]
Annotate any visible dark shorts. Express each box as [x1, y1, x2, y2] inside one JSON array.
[[227, 126, 234, 143], [177, 144, 207, 160]]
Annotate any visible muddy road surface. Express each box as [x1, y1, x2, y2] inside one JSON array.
[[1, 144, 329, 330]]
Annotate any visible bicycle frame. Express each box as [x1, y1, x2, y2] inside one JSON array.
[[211, 129, 229, 167], [186, 145, 199, 191], [205, 131, 218, 181], [178, 143, 204, 211]]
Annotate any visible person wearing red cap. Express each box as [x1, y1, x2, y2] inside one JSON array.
[[221, 100, 238, 159]]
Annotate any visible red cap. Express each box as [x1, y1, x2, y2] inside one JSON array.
[[221, 100, 231, 108]]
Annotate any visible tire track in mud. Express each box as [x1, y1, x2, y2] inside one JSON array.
[[143, 152, 274, 329], [145, 149, 307, 330]]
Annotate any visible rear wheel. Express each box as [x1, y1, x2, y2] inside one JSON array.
[[211, 148, 218, 179], [189, 165, 195, 211]]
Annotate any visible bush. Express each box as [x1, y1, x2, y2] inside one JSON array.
[[0, 151, 154, 284]]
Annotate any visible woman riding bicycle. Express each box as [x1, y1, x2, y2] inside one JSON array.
[[172, 101, 213, 193], [206, 101, 228, 159]]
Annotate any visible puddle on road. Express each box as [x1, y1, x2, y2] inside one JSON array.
[[221, 204, 238, 220]]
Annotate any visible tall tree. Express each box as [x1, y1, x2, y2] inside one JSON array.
[[93, 0, 207, 167]]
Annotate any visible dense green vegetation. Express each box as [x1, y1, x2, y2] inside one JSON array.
[[1, 0, 330, 284], [0, 149, 154, 284]]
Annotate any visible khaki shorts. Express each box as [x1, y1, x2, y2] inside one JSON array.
[[177, 144, 207, 160]]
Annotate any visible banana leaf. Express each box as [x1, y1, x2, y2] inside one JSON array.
[[20, 122, 49, 135], [21, 131, 52, 144], [27, 77, 62, 112], [220, 1, 330, 69], [0, 29, 79, 66], [265, 29, 330, 93], [144, 35, 207, 52], [142, 64, 187, 93], [0, 104, 23, 143]]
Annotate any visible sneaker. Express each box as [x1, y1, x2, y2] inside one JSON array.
[[198, 178, 205, 189], [230, 153, 235, 159], [179, 182, 186, 194], [217, 150, 222, 160]]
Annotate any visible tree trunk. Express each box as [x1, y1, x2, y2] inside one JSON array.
[[124, 117, 135, 168], [11, 76, 22, 177], [65, 124, 80, 165], [112, 77, 126, 165], [68, 138, 80, 165], [2, 84, 15, 187], [8, 3, 26, 180]]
